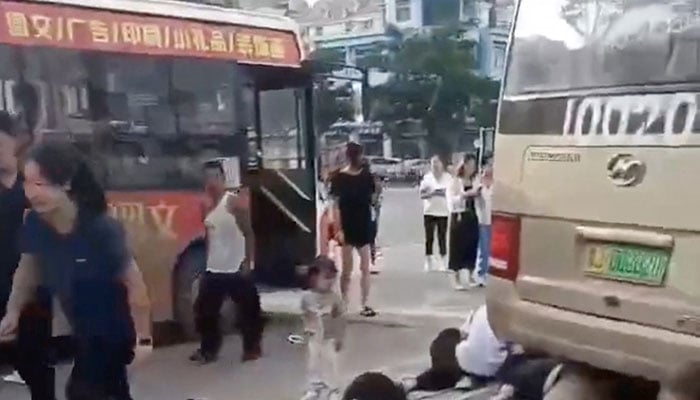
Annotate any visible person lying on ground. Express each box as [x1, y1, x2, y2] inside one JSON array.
[[406, 305, 509, 392]]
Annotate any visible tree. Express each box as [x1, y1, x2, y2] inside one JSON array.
[[310, 49, 356, 133], [360, 26, 499, 156]]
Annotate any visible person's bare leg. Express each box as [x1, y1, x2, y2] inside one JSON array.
[[358, 245, 371, 307], [340, 245, 354, 303]]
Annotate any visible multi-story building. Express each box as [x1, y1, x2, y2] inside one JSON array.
[[296, 0, 388, 68]]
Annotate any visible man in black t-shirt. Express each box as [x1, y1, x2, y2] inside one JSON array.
[[0, 112, 55, 400], [0, 113, 26, 320]]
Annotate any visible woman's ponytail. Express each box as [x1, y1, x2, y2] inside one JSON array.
[[69, 160, 107, 214]]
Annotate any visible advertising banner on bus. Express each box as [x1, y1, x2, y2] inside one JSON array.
[[0, 1, 301, 66]]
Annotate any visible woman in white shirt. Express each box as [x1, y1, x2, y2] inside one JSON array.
[[447, 155, 481, 290], [419, 156, 452, 272]]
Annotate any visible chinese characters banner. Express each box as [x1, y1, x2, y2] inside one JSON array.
[[0, 1, 302, 67]]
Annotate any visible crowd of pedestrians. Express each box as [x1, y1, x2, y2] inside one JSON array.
[[420, 153, 493, 290]]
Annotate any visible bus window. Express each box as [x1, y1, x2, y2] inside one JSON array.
[[506, 0, 700, 97], [5, 45, 247, 190], [0, 46, 20, 114], [259, 88, 305, 169], [172, 58, 236, 136]]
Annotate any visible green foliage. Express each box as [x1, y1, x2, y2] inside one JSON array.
[[310, 49, 355, 133], [362, 26, 500, 156]]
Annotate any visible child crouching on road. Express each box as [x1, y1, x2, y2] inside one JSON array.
[[301, 256, 347, 400]]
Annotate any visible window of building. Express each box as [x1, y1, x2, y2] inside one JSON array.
[[362, 19, 374, 30], [345, 21, 354, 33], [396, 0, 411, 22], [461, 0, 476, 20], [315, 26, 324, 36], [493, 46, 506, 71]]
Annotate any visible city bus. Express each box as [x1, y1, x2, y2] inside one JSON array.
[[487, 0, 700, 395], [0, 0, 318, 339]]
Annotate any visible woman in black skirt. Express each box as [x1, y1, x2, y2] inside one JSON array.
[[447, 155, 481, 290]]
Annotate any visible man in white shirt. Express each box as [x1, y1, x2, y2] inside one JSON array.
[[419, 156, 452, 271], [456, 305, 508, 379]]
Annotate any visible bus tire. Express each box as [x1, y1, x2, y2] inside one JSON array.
[[174, 246, 206, 339]]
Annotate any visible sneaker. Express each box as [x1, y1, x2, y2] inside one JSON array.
[[301, 383, 328, 400], [399, 376, 418, 393], [437, 255, 449, 272], [424, 256, 434, 272], [189, 349, 217, 365], [469, 270, 484, 288], [2, 371, 25, 385], [454, 271, 468, 291], [370, 262, 381, 275], [360, 306, 377, 317], [300, 389, 322, 400]]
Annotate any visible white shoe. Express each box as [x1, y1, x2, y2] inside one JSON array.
[[3, 371, 25, 385], [473, 275, 486, 287], [437, 256, 449, 272], [424, 256, 434, 272], [453, 271, 467, 291], [300, 388, 324, 400]]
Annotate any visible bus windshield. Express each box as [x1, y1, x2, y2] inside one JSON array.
[[506, 0, 700, 96]]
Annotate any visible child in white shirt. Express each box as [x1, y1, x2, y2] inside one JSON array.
[[301, 256, 347, 400]]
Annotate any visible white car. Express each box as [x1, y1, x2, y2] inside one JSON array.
[[366, 156, 403, 179]]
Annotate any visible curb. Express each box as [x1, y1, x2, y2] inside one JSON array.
[[263, 307, 465, 329]]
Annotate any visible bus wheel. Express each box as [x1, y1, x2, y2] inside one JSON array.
[[174, 246, 205, 339]]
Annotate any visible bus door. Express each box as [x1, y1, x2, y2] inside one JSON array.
[[245, 69, 316, 287]]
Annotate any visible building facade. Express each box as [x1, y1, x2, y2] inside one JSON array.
[[296, 0, 388, 67]]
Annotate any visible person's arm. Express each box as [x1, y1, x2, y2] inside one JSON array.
[[122, 259, 152, 342], [230, 193, 255, 274], [300, 294, 319, 335], [419, 175, 433, 199], [447, 177, 464, 210], [371, 174, 383, 206], [5, 254, 40, 318], [328, 175, 343, 241], [463, 177, 482, 198], [101, 218, 153, 345], [4, 213, 42, 324]]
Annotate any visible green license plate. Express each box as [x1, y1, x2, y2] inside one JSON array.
[[585, 244, 670, 286]]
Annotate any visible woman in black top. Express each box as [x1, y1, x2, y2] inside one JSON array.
[[330, 142, 377, 317], [0, 141, 148, 400], [0, 111, 55, 400], [448, 154, 481, 290]]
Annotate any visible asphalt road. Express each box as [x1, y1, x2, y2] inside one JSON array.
[[0, 187, 490, 400]]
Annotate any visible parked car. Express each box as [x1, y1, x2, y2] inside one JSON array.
[[366, 156, 403, 179]]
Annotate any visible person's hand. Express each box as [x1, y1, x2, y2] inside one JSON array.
[[335, 230, 345, 245], [0, 311, 20, 342], [240, 259, 254, 275]]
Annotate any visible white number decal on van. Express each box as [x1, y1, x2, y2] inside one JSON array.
[[563, 93, 700, 145]]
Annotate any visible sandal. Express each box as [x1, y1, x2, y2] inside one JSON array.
[[360, 306, 377, 317]]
